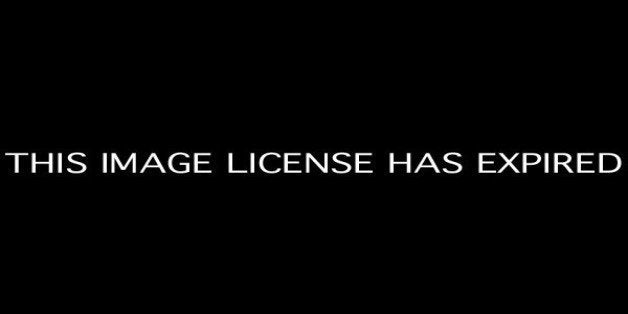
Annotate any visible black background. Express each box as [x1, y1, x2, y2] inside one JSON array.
[[1, 4, 626, 310]]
